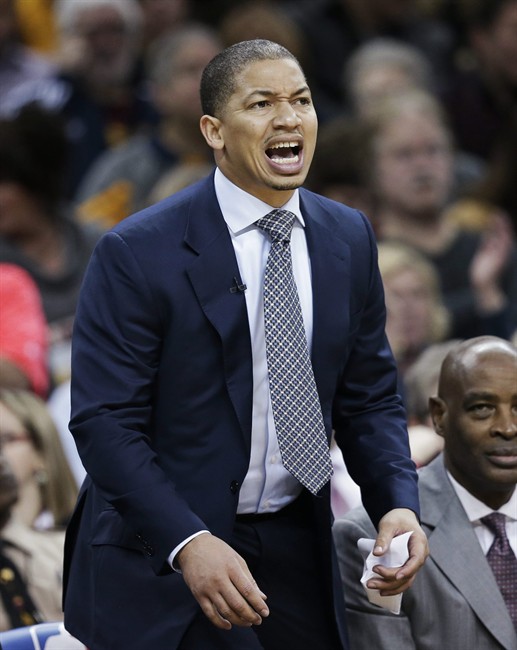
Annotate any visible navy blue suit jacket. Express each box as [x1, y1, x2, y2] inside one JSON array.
[[63, 173, 419, 649]]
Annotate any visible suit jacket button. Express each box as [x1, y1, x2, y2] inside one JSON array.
[[229, 480, 240, 494]]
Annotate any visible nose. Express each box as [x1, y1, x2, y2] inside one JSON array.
[[273, 101, 301, 128], [491, 407, 517, 439]]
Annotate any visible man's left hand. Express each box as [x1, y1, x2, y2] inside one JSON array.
[[366, 508, 429, 596]]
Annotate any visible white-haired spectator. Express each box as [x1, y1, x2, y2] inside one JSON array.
[[344, 37, 435, 119]]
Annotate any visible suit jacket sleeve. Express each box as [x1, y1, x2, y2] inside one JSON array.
[[69, 231, 207, 574], [333, 511, 417, 650], [331, 211, 419, 526]]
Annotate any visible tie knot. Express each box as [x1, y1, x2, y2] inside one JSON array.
[[256, 209, 296, 243], [481, 512, 508, 539]]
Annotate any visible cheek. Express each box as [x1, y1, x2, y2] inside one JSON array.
[[1, 446, 36, 483], [376, 160, 407, 195], [447, 423, 484, 461]]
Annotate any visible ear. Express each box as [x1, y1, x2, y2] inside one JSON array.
[[429, 396, 446, 438], [200, 115, 224, 151]]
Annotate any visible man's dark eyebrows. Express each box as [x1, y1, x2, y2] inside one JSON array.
[[462, 391, 498, 406], [245, 85, 311, 101]]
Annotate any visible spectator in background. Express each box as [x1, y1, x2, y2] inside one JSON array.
[[1, 0, 152, 198], [403, 339, 462, 468], [0, 102, 103, 385], [281, 0, 456, 121], [474, 121, 517, 240], [378, 241, 450, 382], [334, 335, 517, 649], [343, 37, 485, 200], [53, 0, 151, 195], [0, 389, 78, 531], [363, 89, 517, 340], [138, 0, 191, 52], [446, 117, 517, 245], [0, 455, 65, 629], [376, 242, 452, 467], [304, 116, 373, 216], [53, 0, 147, 145], [75, 23, 221, 228], [441, 0, 517, 162], [0, 0, 55, 108], [0, 263, 49, 398], [217, 1, 314, 96], [344, 36, 435, 118]]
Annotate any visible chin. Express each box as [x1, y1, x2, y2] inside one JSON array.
[[271, 180, 303, 192]]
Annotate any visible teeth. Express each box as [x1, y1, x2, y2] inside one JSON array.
[[269, 142, 298, 149], [271, 154, 300, 164]]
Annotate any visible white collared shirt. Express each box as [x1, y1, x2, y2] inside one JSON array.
[[447, 471, 517, 556], [214, 168, 313, 513], [169, 169, 316, 568]]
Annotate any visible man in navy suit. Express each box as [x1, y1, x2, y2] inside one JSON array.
[[63, 39, 428, 649]]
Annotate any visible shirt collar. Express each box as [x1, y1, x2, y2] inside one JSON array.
[[447, 470, 517, 523], [214, 167, 304, 236]]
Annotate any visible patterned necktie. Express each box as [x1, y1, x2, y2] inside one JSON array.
[[481, 512, 517, 628], [255, 209, 333, 495]]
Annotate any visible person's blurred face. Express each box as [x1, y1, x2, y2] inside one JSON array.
[[201, 58, 318, 207], [74, 5, 136, 86], [353, 65, 418, 118], [431, 347, 517, 508], [373, 111, 453, 218], [383, 266, 434, 356], [155, 35, 221, 123], [0, 402, 43, 489]]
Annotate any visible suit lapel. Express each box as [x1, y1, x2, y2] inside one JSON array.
[[184, 178, 253, 451], [182, 184, 352, 451], [300, 192, 351, 413], [422, 460, 516, 649]]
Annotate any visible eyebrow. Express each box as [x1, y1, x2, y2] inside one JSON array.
[[244, 86, 311, 102], [462, 391, 497, 406]]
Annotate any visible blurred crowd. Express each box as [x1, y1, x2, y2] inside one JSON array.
[[0, 0, 516, 632]]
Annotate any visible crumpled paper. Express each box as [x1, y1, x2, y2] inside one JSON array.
[[357, 531, 413, 614]]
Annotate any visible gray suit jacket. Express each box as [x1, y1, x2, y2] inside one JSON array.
[[333, 455, 517, 650]]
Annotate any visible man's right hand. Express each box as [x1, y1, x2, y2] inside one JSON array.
[[177, 533, 269, 630]]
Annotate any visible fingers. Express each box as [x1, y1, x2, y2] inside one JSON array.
[[203, 578, 266, 629], [178, 534, 269, 630], [368, 508, 429, 596], [194, 568, 269, 629]]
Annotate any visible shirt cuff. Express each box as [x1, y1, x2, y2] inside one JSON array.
[[168, 530, 211, 572]]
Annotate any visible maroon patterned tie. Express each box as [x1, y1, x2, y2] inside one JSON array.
[[481, 513, 517, 628]]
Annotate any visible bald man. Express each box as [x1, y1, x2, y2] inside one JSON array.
[[334, 336, 517, 650]]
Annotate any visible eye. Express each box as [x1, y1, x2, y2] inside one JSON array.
[[294, 97, 311, 107], [250, 100, 270, 110], [469, 404, 495, 418]]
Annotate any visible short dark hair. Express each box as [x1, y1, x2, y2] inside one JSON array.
[[200, 39, 301, 117]]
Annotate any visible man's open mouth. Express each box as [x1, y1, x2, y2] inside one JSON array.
[[266, 141, 301, 165]]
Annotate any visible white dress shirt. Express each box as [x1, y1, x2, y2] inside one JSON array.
[[447, 471, 517, 556], [169, 168, 316, 566], [214, 167, 313, 513]]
